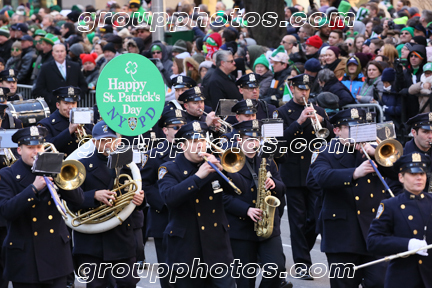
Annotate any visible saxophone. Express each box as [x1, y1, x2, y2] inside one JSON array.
[[254, 158, 281, 238]]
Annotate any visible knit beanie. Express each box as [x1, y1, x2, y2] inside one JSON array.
[[70, 43, 84, 56], [381, 68, 396, 82], [80, 53, 98, 65], [401, 27, 414, 37], [253, 54, 270, 70], [327, 46, 340, 58]]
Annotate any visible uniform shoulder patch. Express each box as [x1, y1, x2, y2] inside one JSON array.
[[273, 110, 279, 119], [158, 166, 168, 180], [376, 203, 384, 219], [141, 154, 148, 169], [311, 151, 319, 164]]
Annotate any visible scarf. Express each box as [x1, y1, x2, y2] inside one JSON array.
[[324, 58, 341, 72]]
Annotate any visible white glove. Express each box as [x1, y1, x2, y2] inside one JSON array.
[[408, 239, 429, 256], [382, 105, 388, 112]]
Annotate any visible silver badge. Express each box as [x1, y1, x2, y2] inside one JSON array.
[[0, 89, 4, 96], [351, 108, 359, 119], [68, 87, 74, 96], [30, 126, 39, 136], [366, 112, 372, 122], [429, 112, 432, 122], [252, 119, 259, 129], [9, 69, 14, 77], [246, 99, 253, 107], [178, 75, 183, 84], [303, 74, 309, 83], [175, 109, 182, 118], [193, 121, 201, 132], [194, 86, 201, 95], [212, 180, 223, 193], [249, 74, 256, 82]]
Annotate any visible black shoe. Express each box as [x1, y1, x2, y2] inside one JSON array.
[[280, 280, 293, 288], [66, 282, 75, 288], [296, 269, 314, 280]]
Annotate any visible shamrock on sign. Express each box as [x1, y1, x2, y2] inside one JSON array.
[[125, 61, 138, 81]]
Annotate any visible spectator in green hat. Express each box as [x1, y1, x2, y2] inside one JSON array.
[[31, 34, 56, 84], [400, 27, 414, 43], [253, 54, 273, 96]]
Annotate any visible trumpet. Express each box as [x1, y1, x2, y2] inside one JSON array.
[[199, 109, 233, 133], [302, 97, 330, 138]]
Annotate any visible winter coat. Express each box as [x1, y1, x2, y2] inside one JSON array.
[[259, 69, 273, 97], [82, 68, 100, 88], [321, 77, 356, 108], [148, 41, 173, 86], [339, 56, 364, 97], [408, 73, 432, 113], [17, 47, 36, 84], [5, 56, 22, 72], [379, 85, 402, 124], [358, 76, 383, 103]]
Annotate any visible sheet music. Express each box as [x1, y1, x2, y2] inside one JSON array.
[[262, 123, 284, 138], [349, 123, 377, 143]]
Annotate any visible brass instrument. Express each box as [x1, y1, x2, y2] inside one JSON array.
[[75, 124, 92, 144], [3, 148, 17, 166], [66, 173, 138, 227], [42, 142, 86, 191], [302, 97, 330, 138], [199, 109, 233, 133], [254, 158, 280, 238], [205, 137, 245, 173], [374, 139, 403, 167]]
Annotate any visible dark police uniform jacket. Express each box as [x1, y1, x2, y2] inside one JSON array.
[[223, 155, 285, 241], [276, 99, 333, 187], [142, 140, 179, 238], [71, 152, 136, 261], [158, 153, 234, 267], [38, 109, 93, 157], [1, 112, 23, 129], [368, 190, 432, 288], [388, 139, 432, 195], [310, 139, 389, 254], [0, 158, 84, 283]]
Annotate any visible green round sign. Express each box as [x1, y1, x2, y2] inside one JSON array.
[[96, 54, 165, 136]]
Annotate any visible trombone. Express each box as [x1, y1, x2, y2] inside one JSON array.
[[199, 109, 233, 134], [200, 136, 246, 195], [302, 97, 330, 138], [75, 124, 92, 144]]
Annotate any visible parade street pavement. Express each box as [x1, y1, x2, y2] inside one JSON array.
[[75, 208, 331, 288]]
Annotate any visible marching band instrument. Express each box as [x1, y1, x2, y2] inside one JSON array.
[[75, 124, 92, 144], [374, 139, 403, 167], [302, 97, 330, 138], [355, 243, 432, 270], [254, 158, 280, 238], [63, 147, 142, 234], [204, 136, 245, 173], [6, 98, 50, 127], [3, 148, 17, 166], [199, 109, 233, 133], [199, 153, 242, 195]]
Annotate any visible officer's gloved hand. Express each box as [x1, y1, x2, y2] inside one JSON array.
[[408, 238, 429, 256]]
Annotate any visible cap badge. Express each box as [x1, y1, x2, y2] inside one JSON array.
[[68, 87, 74, 96], [9, 69, 14, 76], [178, 75, 183, 84], [252, 119, 259, 129], [30, 126, 39, 136], [0, 89, 4, 96], [351, 108, 359, 119], [192, 121, 201, 132], [194, 86, 201, 95], [366, 112, 372, 122], [303, 74, 309, 83], [102, 125, 108, 133], [246, 99, 253, 107], [412, 153, 421, 163], [249, 74, 256, 82], [175, 109, 182, 118], [429, 112, 432, 122]]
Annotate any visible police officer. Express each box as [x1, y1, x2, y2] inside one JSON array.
[[141, 106, 186, 288], [72, 120, 144, 288], [223, 120, 290, 288], [0, 87, 23, 130], [220, 99, 257, 148], [38, 86, 92, 157], [275, 73, 333, 279], [158, 121, 235, 288], [167, 75, 197, 110], [388, 112, 432, 195], [0, 126, 84, 288], [368, 153, 432, 288], [0, 69, 22, 101], [0, 103, 20, 169], [178, 86, 221, 129], [235, 73, 276, 120], [309, 108, 388, 287]]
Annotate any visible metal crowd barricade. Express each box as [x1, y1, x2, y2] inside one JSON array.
[[17, 84, 96, 107], [342, 103, 385, 123]]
